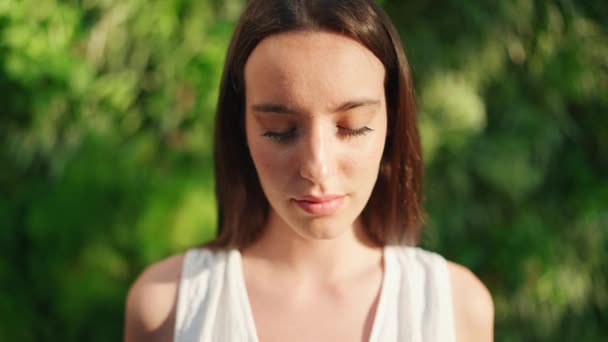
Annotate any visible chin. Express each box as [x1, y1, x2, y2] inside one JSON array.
[[290, 215, 355, 241]]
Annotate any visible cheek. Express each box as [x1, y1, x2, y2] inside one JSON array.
[[249, 141, 295, 190], [344, 128, 386, 173], [246, 116, 293, 195]]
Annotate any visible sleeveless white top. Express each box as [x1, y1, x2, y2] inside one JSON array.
[[174, 246, 456, 341]]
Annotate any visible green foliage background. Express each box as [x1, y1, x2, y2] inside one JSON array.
[[0, 0, 606, 340]]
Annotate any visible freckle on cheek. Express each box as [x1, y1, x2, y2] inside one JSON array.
[[255, 150, 279, 173]]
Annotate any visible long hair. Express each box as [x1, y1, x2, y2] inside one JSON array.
[[210, 0, 423, 249]]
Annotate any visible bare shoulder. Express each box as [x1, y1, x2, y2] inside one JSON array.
[[124, 253, 185, 342], [446, 261, 494, 342]]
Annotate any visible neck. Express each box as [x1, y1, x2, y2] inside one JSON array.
[[242, 212, 383, 282]]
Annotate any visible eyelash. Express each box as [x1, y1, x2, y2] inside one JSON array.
[[262, 126, 373, 142]]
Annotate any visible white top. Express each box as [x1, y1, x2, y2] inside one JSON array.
[[174, 246, 456, 342]]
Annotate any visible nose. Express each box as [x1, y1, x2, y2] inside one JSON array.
[[298, 124, 332, 183]]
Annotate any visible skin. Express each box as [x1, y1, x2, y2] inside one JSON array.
[[244, 30, 388, 245], [124, 31, 494, 342], [241, 31, 388, 342]]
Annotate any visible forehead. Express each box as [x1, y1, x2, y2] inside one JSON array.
[[243, 31, 385, 109]]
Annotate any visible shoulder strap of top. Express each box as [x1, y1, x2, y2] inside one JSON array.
[[173, 248, 256, 342], [391, 246, 456, 342], [173, 248, 228, 341]]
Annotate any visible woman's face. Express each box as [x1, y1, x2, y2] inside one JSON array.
[[244, 31, 387, 241]]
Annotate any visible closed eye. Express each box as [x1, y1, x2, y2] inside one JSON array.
[[262, 128, 296, 142], [338, 126, 373, 138]]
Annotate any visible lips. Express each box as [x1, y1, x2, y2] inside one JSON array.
[[292, 195, 345, 215]]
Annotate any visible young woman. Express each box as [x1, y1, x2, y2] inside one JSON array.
[[124, 0, 494, 341]]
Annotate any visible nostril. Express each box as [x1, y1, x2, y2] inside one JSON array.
[[299, 157, 329, 182]]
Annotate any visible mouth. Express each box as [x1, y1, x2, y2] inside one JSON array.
[[292, 195, 346, 216]]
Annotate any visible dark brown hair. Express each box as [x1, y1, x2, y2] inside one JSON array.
[[211, 0, 423, 249]]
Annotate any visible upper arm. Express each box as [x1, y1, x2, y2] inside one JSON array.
[[124, 254, 185, 342], [447, 261, 494, 342]]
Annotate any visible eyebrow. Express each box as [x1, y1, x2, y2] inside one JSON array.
[[251, 99, 380, 115]]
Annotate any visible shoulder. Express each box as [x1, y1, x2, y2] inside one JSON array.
[[124, 253, 185, 342], [446, 261, 494, 342]]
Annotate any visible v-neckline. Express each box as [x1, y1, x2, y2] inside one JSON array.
[[233, 246, 393, 342]]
